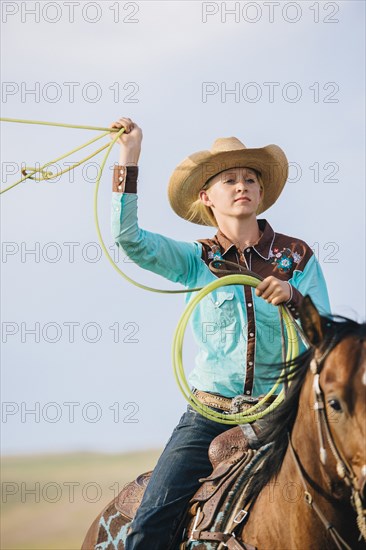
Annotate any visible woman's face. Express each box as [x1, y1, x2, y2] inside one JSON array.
[[199, 167, 263, 223]]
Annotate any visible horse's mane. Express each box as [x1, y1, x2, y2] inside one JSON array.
[[245, 313, 366, 504]]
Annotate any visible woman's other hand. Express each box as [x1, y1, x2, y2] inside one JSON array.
[[255, 276, 291, 306]]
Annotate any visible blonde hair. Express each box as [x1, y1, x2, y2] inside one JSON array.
[[187, 196, 218, 227], [187, 168, 264, 226]]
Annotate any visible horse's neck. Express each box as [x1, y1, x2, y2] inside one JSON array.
[[242, 376, 358, 548]]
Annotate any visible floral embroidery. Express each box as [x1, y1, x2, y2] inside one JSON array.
[[269, 247, 303, 273], [209, 245, 223, 267]]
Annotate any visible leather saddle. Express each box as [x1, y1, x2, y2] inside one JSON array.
[[115, 471, 152, 520], [114, 426, 249, 521]]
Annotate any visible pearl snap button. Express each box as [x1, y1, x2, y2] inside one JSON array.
[[246, 390, 251, 395]]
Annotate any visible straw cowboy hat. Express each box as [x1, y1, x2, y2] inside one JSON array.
[[168, 137, 288, 226]]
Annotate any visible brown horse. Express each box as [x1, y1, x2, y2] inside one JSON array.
[[82, 296, 366, 549]]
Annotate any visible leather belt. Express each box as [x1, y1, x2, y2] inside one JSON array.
[[192, 389, 277, 414]]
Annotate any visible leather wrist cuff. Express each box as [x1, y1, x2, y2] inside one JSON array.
[[113, 165, 138, 193]]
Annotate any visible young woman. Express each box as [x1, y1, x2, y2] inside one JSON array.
[[109, 117, 330, 549]]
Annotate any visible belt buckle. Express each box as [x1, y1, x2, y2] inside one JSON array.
[[230, 394, 258, 414]]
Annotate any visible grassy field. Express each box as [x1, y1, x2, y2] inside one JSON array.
[[1, 450, 161, 550]]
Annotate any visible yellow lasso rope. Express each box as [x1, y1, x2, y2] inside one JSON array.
[[1, 117, 303, 424], [0, 117, 201, 295], [0, 118, 119, 194], [173, 274, 299, 423]]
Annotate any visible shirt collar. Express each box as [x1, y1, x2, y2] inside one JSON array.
[[215, 219, 275, 260]]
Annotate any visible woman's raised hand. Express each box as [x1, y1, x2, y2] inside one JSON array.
[[109, 117, 143, 165]]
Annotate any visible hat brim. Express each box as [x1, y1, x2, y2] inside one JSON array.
[[168, 144, 288, 225]]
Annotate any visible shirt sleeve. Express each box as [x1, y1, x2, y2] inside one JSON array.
[[111, 192, 201, 286], [288, 253, 331, 317]]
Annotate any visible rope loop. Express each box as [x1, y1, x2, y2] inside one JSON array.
[[21, 167, 54, 181]]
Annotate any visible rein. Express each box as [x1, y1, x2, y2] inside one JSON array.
[[287, 346, 366, 548], [288, 436, 353, 550]]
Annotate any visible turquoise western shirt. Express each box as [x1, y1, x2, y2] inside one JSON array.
[[111, 191, 330, 398]]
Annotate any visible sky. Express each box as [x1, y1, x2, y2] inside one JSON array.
[[1, 0, 365, 455]]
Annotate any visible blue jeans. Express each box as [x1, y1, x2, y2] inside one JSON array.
[[125, 404, 235, 550]]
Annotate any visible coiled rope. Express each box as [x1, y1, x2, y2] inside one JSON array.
[[173, 274, 299, 423]]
